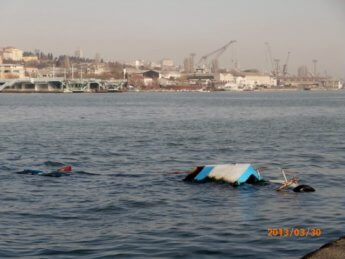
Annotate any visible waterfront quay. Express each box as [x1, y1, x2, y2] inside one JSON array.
[[0, 78, 127, 93]]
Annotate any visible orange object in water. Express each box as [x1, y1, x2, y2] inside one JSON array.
[[58, 165, 72, 172]]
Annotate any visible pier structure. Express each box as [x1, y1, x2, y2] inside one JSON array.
[[0, 78, 127, 93], [279, 76, 343, 89]]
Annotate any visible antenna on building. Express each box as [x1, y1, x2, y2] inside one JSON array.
[[80, 64, 83, 81], [190, 53, 195, 73], [274, 59, 280, 77], [71, 64, 74, 80], [312, 59, 318, 77], [274, 59, 280, 86]]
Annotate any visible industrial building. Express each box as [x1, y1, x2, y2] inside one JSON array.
[[127, 69, 160, 88]]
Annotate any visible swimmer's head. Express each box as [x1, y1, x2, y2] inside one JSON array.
[[58, 165, 72, 173]]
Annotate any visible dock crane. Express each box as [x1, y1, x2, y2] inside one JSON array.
[[265, 42, 290, 77], [197, 40, 236, 72], [282, 52, 290, 76]]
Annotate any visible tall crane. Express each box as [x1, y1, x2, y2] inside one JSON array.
[[197, 40, 236, 72], [265, 43, 290, 77], [282, 52, 290, 76]]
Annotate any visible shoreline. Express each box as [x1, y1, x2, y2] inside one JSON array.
[[0, 87, 343, 94]]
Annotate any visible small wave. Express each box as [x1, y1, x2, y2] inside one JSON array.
[[6, 155, 22, 161], [74, 170, 98, 175], [195, 249, 226, 256], [35, 248, 95, 256], [8, 211, 81, 220], [43, 161, 65, 167], [87, 204, 126, 213], [0, 165, 12, 171], [109, 173, 146, 178]]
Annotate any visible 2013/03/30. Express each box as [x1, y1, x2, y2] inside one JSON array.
[[267, 228, 322, 237]]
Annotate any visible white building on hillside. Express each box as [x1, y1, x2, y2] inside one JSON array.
[[23, 55, 39, 62], [75, 49, 83, 58], [2, 47, 23, 61], [0, 64, 25, 79], [133, 59, 145, 69]]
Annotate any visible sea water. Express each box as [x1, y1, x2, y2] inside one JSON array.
[[0, 91, 344, 258]]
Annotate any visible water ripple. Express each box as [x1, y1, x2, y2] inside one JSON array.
[[0, 92, 344, 258]]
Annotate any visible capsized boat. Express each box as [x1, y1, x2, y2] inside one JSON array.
[[184, 163, 315, 192], [184, 163, 262, 185]]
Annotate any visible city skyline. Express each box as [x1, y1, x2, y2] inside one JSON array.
[[1, 0, 344, 78]]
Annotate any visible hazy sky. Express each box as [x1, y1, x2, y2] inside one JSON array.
[[1, 0, 344, 78]]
